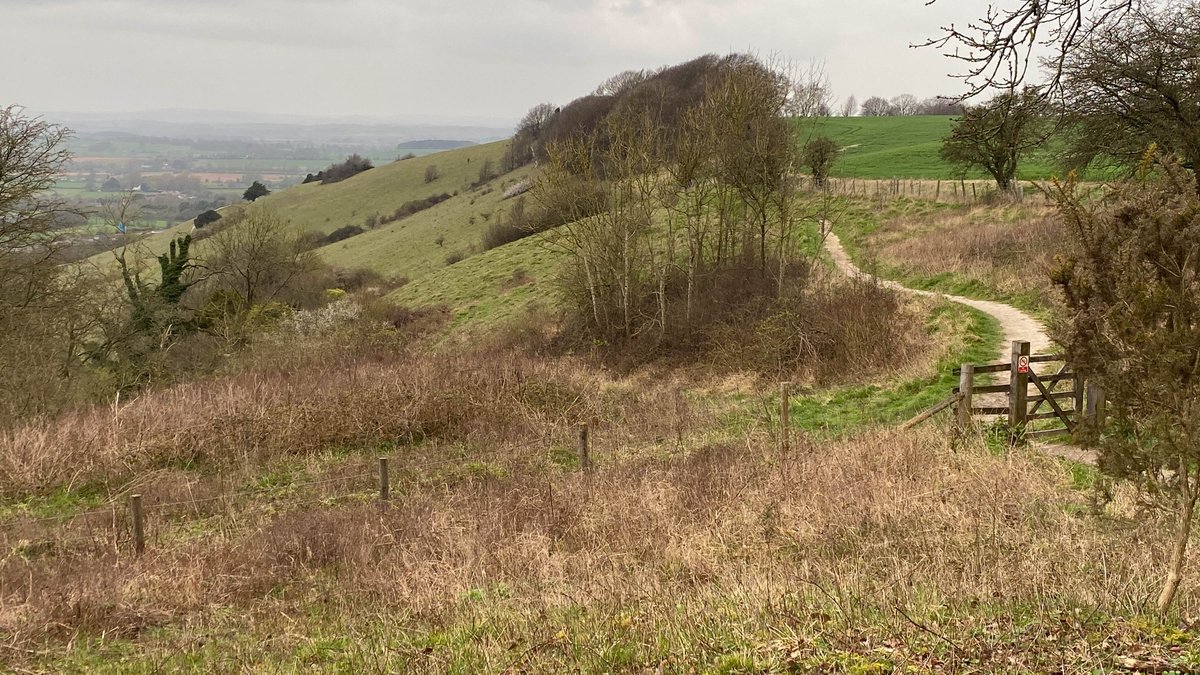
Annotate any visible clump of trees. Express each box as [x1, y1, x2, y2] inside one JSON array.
[[502, 103, 556, 171], [317, 154, 374, 185], [243, 181, 271, 201], [858, 95, 963, 117], [536, 54, 810, 354]]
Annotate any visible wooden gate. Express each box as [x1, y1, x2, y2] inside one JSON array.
[[950, 341, 1106, 440]]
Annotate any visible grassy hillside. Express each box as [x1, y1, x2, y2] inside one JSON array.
[[315, 166, 535, 282], [249, 141, 512, 237], [389, 234, 558, 333], [84, 141, 527, 282], [801, 116, 1063, 180]]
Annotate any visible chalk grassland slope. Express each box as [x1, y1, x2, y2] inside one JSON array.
[[251, 140, 512, 237], [83, 141, 531, 284], [803, 116, 1062, 180], [314, 167, 535, 282]]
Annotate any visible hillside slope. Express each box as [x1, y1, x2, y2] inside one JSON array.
[[85, 141, 534, 288]]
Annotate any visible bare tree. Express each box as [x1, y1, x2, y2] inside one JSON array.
[[921, 0, 1138, 96], [840, 95, 858, 117], [889, 94, 919, 116], [0, 106, 105, 422], [940, 87, 1050, 191], [787, 61, 834, 118], [200, 209, 316, 308], [860, 96, 891, 117], [0, 105, 74, 312]]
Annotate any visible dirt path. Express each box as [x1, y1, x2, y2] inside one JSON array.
[[823, 230, 1052, 361], [824, 229, 1094, 464]]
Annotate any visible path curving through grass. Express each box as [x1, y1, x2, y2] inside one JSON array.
[[825, 227, 1095, 464]]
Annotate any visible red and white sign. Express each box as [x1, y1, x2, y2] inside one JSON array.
[[1017, 355, 1030, 374]]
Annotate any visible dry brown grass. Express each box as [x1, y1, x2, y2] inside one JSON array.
[[1, 427, 1190, 670], [870, 202, 1066, 312], [0, 346, 670, 500]]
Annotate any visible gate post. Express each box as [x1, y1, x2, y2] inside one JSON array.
[[1085, 382, 1107, 428], [1009, 341, 1030, 433], [956, 363, 974, 431], [1073, 371, 1085, 422]]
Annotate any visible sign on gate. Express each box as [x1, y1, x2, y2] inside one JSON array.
[[1017, 355, 1030, 374]]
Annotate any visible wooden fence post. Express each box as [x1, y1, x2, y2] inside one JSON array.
[[130, 494, 145, 557], [378, 457, 390, 502], [957, 364, 975, 431], [578, 422, 590, 471], [1072, 372, 1085, 422], [779, 381, 791, 452], [1085, 382, 1107, 428], [1009, 341, 1030, 433]]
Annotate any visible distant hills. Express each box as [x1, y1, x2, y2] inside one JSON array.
[[42, 108, 513, 145], [396, 140, 476, 150]]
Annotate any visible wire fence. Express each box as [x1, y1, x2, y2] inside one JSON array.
[[1, 402, 991, 560], [817, 176, 1037, 205], [0, 451, 517, 556]]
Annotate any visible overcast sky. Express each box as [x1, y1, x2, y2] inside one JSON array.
[[2, 0, 995, 127]]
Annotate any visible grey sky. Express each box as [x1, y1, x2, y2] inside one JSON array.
[[1, 0, 993, 127]]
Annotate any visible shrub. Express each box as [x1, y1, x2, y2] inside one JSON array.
[[194, 209, 221, 228], [377, 193, 451, 226], [324, 225, 364, 244], [295, 230, 328, 251], [472, 159, 498, 188], [424, 165, 440, 183], [444, 250, 465, 266]]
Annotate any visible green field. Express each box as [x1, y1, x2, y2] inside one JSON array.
[[801, 116, 1065, 180]]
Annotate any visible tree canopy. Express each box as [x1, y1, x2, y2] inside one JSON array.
[[940, 87, 1049, 191]]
